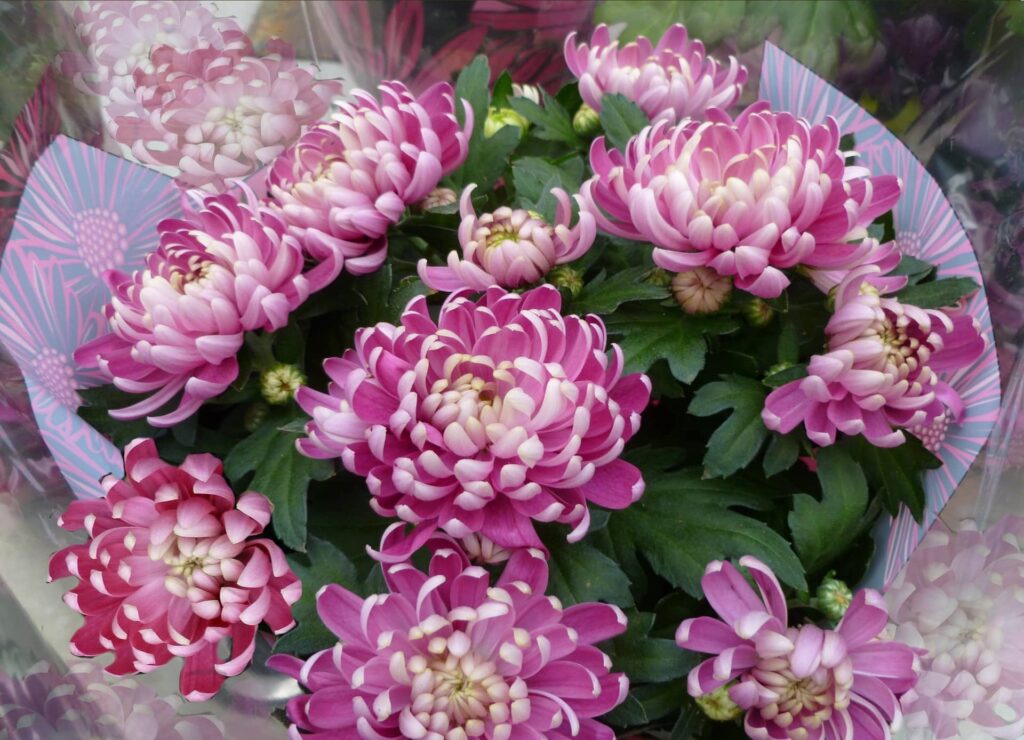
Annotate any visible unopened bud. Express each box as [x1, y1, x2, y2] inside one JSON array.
[[548, 265, 584, 297], [646, 268, 673, 287], [695, 684, 743, 722], [511, 83, 541, 105], [484, 107, 529, 138], [743, 297, 775, 326], [260, 363, 305, 405], [817, 574, 854, 622], [671, 267, 732, 314], [418, 187, 457, 212], [573, 102, 601, 136]]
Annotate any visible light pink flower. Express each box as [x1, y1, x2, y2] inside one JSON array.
[[887, 518, 1024, 740], [75, 187, 338, 427], [268, 545, 628, 739], [47, 439, 301, 702], [296, 285, 650, 559], [268, 81, 472, 275], [677, 556, 919, 740], [418, 184, 596, 291], [0, 661, 224, 739], [564, 23, 746, 124], [111, 34, 341, 191], [580, 102, 902, 298], [762, 266, 985, 447]]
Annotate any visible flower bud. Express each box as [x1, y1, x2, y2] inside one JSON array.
[[671, 267, 732, 314], [694, 684, 743, 722], [817, 574, 854, 622], [260, 363, 306, 405], [484, 107, 529, 138], [418, 187, 457, 211], [646, 267, 673, 287], [548, 265, 584, 297], [573, 102, 601, 136], [511, 83, 541, 104], [743, 297, 775, 326]]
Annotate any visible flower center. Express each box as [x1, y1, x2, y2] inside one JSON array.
[[168, 255, 214, 292], [157, 537, 222, 598], [486, 227, 520, 250]]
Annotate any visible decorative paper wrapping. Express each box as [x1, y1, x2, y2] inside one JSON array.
[[759, 42, 1002, 587]]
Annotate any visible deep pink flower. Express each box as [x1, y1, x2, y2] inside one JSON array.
[[75, 187, 338, 427], [47, 439, 301, 702], [296, 285, 650, 558], [267, 81, 472, 275], [111, 34, 341, 192], [762, 266, 985, 447], [418, 184, 596, 291], [0, 661, 224, 739], [677, 556, 919, 740], [269, 545, 628, 739], [580, 102, 902, 298], [565, 23, 746, 124]]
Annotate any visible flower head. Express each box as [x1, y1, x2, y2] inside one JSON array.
[[887, 518, 1024, 739], [48, 439, 301, 702], [581, 102, 902, 298], [671, 267, 732, 314], [762, 266, 985, 447], [296, 285, 650, 558], [269, 546, 628, 739], [565, 24, 746, 124], [75, 188, 336, 426], [260, 363, 306, 405], [677, 556, 919, 740], [418, 185, 596, 292], [268, 81, 472, 275], [484, 106, 529, 138]]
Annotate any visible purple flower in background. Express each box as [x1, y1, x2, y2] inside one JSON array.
[[269, 546, 628, 739], [887, 518, 1024, 739], [0, 661, 224, 739], [677, 556, 919, 740]]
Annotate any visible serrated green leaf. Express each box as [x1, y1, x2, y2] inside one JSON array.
[[895, 277, 979, 308], [689, 376, 769, 477], [602, 680, 688, 728], [609, 612, 697, 683], [491, 70, 514, 107], [891, 254, 936, 285], [541, 529, 634, 608], [763, 433, 800, 477], [599, 93, 650, 150], [848, 435, 940, 521], [608, 466, 806, 596], [604, 307, 739, 384], [572, 267, 669, 315], [454, 55, 490, 131], [453, 125, 520, 192], [273, 536, 358, 656], [510, 155, 584, 221], [789, 447, 868, 573], [508, 90, 580, 146]]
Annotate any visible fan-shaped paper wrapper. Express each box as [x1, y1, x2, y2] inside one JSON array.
[[759, 42, 1001, 588]]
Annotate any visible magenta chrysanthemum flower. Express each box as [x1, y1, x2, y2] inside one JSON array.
[[677, 556, 919, 740], [268, 545, 628, 739], [0, 661, 224, 739], [47, 439, 300, 702], [267, 81, 472, 275], [762, 266, 985, 447], [564, 23, 746, 124], [296, 285, 650, 559], [111, 33, 341, 191], [417, 184, 596, 291], [75, 187, 338, 426], [580, 102, 902, 298], [887, 518, 1024, 739]]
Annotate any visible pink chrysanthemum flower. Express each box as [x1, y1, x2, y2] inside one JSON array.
[[564, 23, 746, 124], [417, 184, 596, 291], [111, 34, 341, 192], [267, 81, 472, 275], [677, 556, 919, 740], [47, 439, 301, 702], [887, 518, 1024, 740], [296, 285, 650, 559], [762, 266, 984, 447], [268, 546, 628, 739], [75, 187, 339, 427], [0, 661, 224, 739], [580, 102, 902, 298]]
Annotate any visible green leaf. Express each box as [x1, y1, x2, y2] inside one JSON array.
[[895, 277, 980, 309], [848, 435, 941, 521], [385, 277, 432, 324], [599, 93, 650, 150], [77, 385, 164, 447], [788, 447, 868, 573], [510, 155, 584, 221], [491, 70, 514, 107], [224, 419, 334, 551], [777, 320, 800, 364], [572, 267, 669, 315], [508, 90, 580, 147], [891, 254, 936, 285], [689, 376, 769, 477], [541, 529, 634, 608], [763, 433, 800, 477], [273, 536, 359, 656], [454, 125, 520, 192], [604, 306, 739, 384], [608, 465, 806, 596], [602, 678, 688, 728], [609, 612, 697, 683], [763, 363, 808, 388], [454, 55, 490, 131]]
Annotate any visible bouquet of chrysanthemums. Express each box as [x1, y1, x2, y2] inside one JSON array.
[[4, 9, 1005, 740]]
